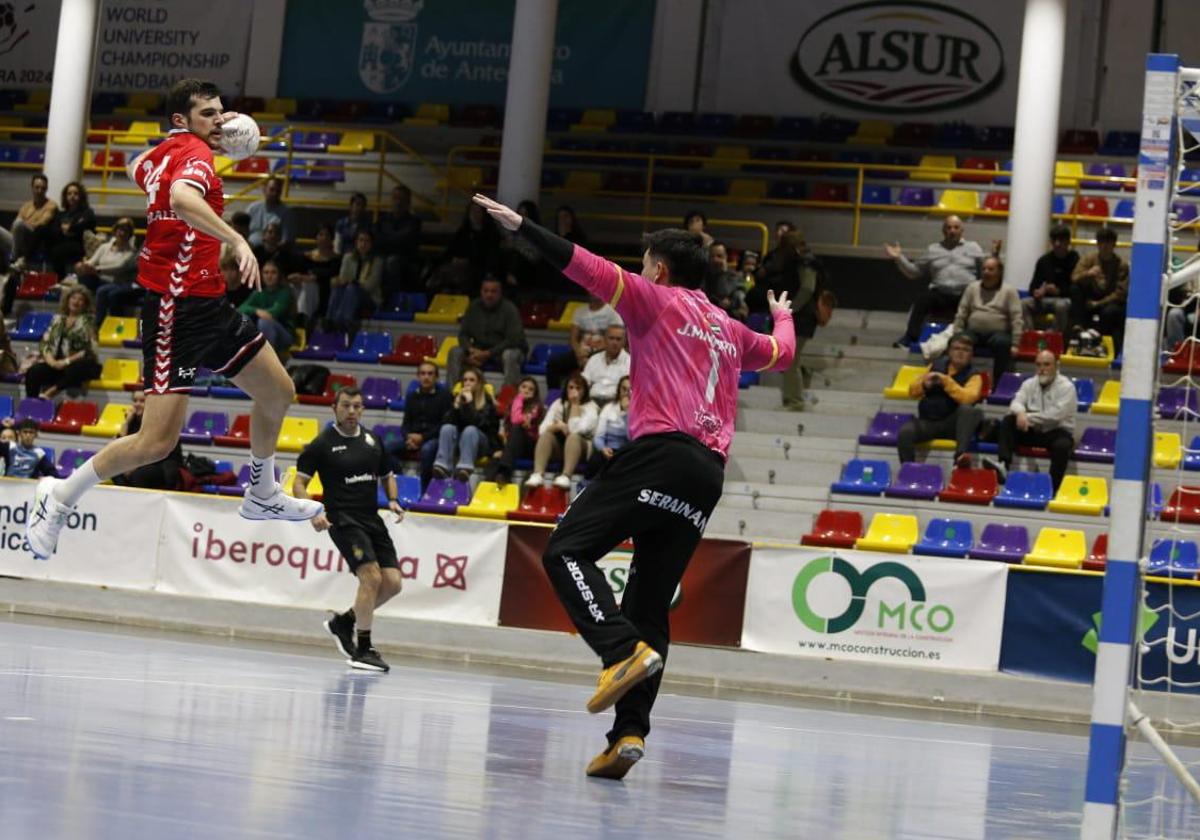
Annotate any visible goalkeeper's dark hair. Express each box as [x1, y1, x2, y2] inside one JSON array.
[[166, 79, 222, 120], [642, 228, 708, 290]]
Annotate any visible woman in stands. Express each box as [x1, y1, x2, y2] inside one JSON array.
[[49, 182, 96, 279], [328, 229, 384, 335], [486, 375, 545, 486], [585, 375, 631, 477], [556, 205, 588, 247], [237, 258, 295, 354], [80, 217, 140, 324], [683, 209, 713, 247], [24, 286, 101, 399], [431, 201, 501, 295], [526, 372, 598, 490], [334, 192, 373, 256], [433, 365, 498, 483], [289, 223, 339, 325]]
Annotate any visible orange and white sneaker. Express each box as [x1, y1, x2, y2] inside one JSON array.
[[586, 641, 662, 713], [585, 735, 645, 780]]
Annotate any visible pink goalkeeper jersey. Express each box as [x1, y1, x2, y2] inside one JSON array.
[[563, 247, 795, 461]]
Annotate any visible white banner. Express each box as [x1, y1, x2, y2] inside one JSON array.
[[157, 494, 508, 626], [743, 547, 1007, 671]]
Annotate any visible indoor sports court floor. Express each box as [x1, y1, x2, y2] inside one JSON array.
[[2, 615, 1197, 839]]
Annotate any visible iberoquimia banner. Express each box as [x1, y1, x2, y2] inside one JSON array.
[[743, 546, 1008, 671]]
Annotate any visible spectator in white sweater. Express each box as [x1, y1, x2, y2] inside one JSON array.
[[581, 324, 630, 405], [526, 372, 598, 490], [586, 375, 630, 476], [984, 350, 1076, 491], [951, 255, 1023, 382]]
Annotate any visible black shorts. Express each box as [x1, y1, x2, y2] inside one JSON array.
[[328, 510, 398, 573], [140, 293, 265, 394]]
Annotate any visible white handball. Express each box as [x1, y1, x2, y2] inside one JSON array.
[[217, 113, 261, 161]]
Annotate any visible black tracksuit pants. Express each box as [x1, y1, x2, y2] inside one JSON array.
[[542, 432, 725, 744]]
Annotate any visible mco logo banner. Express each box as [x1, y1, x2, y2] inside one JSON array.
[[743, 547, 1007, 671]]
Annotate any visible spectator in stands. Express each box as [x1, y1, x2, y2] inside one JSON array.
[[887, 215, 998, 347], [2, 173, 58, 270], [581, 324, 629, 405], [526, 372, 598, 490], [24, 286, 101, 399], [897, 332, 985, 468], [447, 275, 527, 386], [545, 294, 623, 389], [431, 201, 501, 295], [76, 216, 137, 291], [486, 376, 545, 486], [0, 427, 15, 446], [0, 318, 17, 378], [501, 200, 543, 295], [585, 375, 630, 476], [392, 361, 452, 489], [221, 253, 252, 308], [984, 350, 1076, 492], [683, 210, 714, 247], [49, 181, 96, 279], [556, 205, 588, 247], [951, 255, 1022, 381], [434, 365, 498, 483], [3, 419, 56, 479], [289, 223, 339, 325], [237, 258, 294, 353], [110, 389, 182, 490], [334, 192, 373, 255], [328, 229, 384, 334], [1070, 226, 1129, 349], [252, 220, 297, 276], [221, 211, 252, 265], [246, 176, 295, 245], [377, 183, 423, 296], [1023, 224, 1078, 332], [705, 241, 748, 321]]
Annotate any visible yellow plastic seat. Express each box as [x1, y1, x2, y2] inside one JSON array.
[[882, 365, 927, 399], [91, 358, 140, 391], [81, 403, 128, 438], [1154, 432, 1183, 469], [127, 93, 161, 110], [457, 481, 520, 519], [424, 336, 459, 367], [937, 189, 980, 213], [284, 466, 324, 499], [112, 106, 148, 117], [1089, 379, 1121, 414], [1025, 527, 1087, 569], [1047, 475, 1108, 516], [114, 120, 163, 145], [912, 155, 956, 182], [440, 166, 483, 191], [14, 101, 47, 114], [1063, 335, 1115, 370], [289, 326, 307, 353], [548, 301, 584, 331], [28, 89, 51, 107], [251, 111, 287, 123], [266, 98, 297, 115], [277, 417, 319, 454], [97, 316, 139, 348], [1054, 160, 1086, 189], [330, 130, 376, 154], [849, 120, 894, 145], [704, 145, 750, 171], [412, 103, 450, 123], [211, 155, 237, 176], [414, 294, 469, 325], [917, 438, 956, 451], [729, 178, 767, 200], [565, 171, 603, 193], [855, 513, 919, 554], [579, 108, 616, 129]]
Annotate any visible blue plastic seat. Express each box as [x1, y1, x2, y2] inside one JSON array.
[[524, 343, 567, 375], [12, 312, 54, 342], [993, 471, 1053, 510], [1073, 378, 1096, 412], [1147, 539, 1200, 579], [914, 519, 974, 558], [335, 332, 391, 363], [861, 184, 892, 205], [831, 459, 891, 496]]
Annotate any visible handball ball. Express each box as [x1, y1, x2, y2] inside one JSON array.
[[218, 114, 261, 161]]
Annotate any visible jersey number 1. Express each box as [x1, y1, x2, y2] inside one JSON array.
[[705, 347, 720, 403]]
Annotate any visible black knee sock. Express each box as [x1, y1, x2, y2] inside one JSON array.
[[357, 629, 372, 652]]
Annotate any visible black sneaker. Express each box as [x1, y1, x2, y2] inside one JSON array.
[[893, 336, 913, 349], [324, 611, 355, 658], [349, 647, 390, 673], [982, 456, 1008, 484]]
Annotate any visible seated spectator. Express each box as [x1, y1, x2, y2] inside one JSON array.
[[0, 318, 17, 377], [581, 324, 629, 405], [237, 258, 294, 353], [545, 295, 623, 389], [447, 275, 527, 386], [556, 205, 588, 246], [526, 373, 598, 490], [49, 181, 96, 279], [886, 215, 998, 347], [951, 255, 1022, 382], [430, 201, 501, 295], [328, 229, 384, 334], [983, 350, 1076, 492], [334, 192, 373, 255], [3, 418, 56, 479], [586, 375, 630, 476], [110, 389, 182, 490], [24, 286, 101, 399], [221, 253, 252, 308], [1070, 226, 1129, 350], [81, 217, 140, 322], [252, 220, 297, 276], [389, 361, 452, 489], [377, 183, 423, 296], [0, 426, 15, 446], [221, 211, 252, 265], [434, 365, 498, 483], [246, 176, 295, 245], [705, 241, 748, 321], [759, 229, 831, 410], [1023, 224, 1078, 332], [2, 173, 58, 270], [486, 376, 545, 486], [289, 223, 339, 324], [897, 333, 985, 468], [684, 209, 714, 247]]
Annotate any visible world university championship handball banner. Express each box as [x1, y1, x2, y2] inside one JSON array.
[[277, 0, 655, 108], [743, 547, 1008, 671]]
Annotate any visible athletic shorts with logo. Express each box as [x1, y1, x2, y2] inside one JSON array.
[[140, 293, 265, 393], [328, 510, 398, 573]]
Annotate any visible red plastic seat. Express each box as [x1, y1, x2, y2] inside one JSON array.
[[92, 149, 126, 170], [801, 509, 864, 548], [234, 157, 269, 175], [937, 467, 998, 505], [1059, 129, 1100, 155], [520, 300, 563, 330], [297, 373, 357, 406], [1084, 534, 1107, 571], [381, 334, 437, 366], [506, 486, 569, 523], [1015, 330, 1064, 361], [16, 272, 57, 300], [952, 156, 998, 184], [495, 383, 517, 415], [1162, 486, 1200, 525], [810, 182, 850, 203], [41, 401, 99, 434], [213, 414, 252, 448], [1071, 196, 1109, 218], [1163, 339, 1200, 374], [983, 192, 1010, 213]]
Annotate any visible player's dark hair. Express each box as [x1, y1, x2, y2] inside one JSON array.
[[166, 79, 221, 120], [334, 386, 363, 405], [642, 228, 708, 290]]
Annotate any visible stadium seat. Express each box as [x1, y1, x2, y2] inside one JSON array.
[[519, 300, 563, 330], [891, 122, 935, 146], [1099, 130, 1138, 155], [914, 519, 974, 558], [0, 395, 13, 420], [1084, 534, 1108, 571], [1173, 202, 1200, 224], [1163, 338, 1200, 374], [1185, 436, 1200, 472], [381, 334, 437, 366], [938, 467, 998, 505], [1071, 196, 1110, 218], [1083, 162, 1127, 190], [860, 184, 892, 205], [986, 372, 1026, 406], [376, 291, 429, 322], [882, 365, 926, 399], [335, 332, 391, 363], [937, 189, 980, 213], [884, 463, 943, 500], [912, 155, 955, 182], [1154, 432, 1183, 469], [1147, 539, 1200, 579], [1059, 129, 1100, 155], [1074, 427, 1117, 463], [16, 397, 55, 426], [993, 471, 1053, 510], [810, 183, 850, 203], [81, 402, 128, 437], [547, 301, 584, 331], [1072, 378, 1096, 412], [91, 358, 140, 391], [114, 120, 162, 144], [1025, 528, 1087, 569], [180, 411, 228, 445], [523, 343, 567, 376], [952, 157, 998, 184], [361, 377, 402, 411], [1158, 386, 1199, 420], [1047, 476, 1108, 516], [848, 119, 893, 145], [507, 486, 569, 524], [97, 316, 138, 348], [1112, 199, 1136, 220], [831, 459, 890, 496], [297, 373, 357, 407], [42, 401, 98, 434], [729, 178, 768, 200], [457, 481, 520, 519], [409, 478, 471, 514], [1089, 380, 1120, 415], [800, 509, 864, 548], [1051, 194, 1068, 215], [329, 130, 375, 154], [424, 337, 459, 368], [855, 513, 919, 554], [897, 186, 935, 206], [733, 114, 774, 138], [213, 414, 252, 448], [292, 330, 349, 360], [56, 448, 96, 479], [233, 158, 269, 179], [414, 294, 469, 325], [858, 412, 914, 446], [1054, 160, 1085, 189], [16, 272, 57, 300], [969, 523, 1031, 562], [276, 417, 319, 453], [11, 312, 54, 341], [1163, 486, 1200, 524]]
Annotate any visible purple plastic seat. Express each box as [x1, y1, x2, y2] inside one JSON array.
[[1158, 387, 1199, 420], [858, 412, 915, 447], [968, 523, 1031, 562], [986, 372, 1027, 406], [57, 448, 96, 478], [361, 377, 402, 410], [1173, 202, 1199, 224], [898, 187, 935, 207], [884, 462, 944, 500], [372, 424, 405, 452], [180, 411, 228, 445], [408, 478, 471, 514], [1083, 162, 1127, 190], [292, 130, 340, 153], [1075, 427, 1117, 463], [16, 397, 55, 425], [293, 330, 349, 361]]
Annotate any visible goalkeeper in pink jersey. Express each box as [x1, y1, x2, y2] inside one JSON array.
[[474, 195, 795, 780]]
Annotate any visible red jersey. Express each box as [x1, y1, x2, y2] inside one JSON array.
[[131, 129, 224, 297]]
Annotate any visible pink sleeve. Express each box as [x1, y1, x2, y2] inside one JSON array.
[[562, 247, 668, 337], [735, 310, 796, 373]]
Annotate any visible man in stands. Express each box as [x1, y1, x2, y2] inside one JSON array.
[[252, 220, 297, 276], [4, 419, 57, 479], [545, 294, 623, 390], [704, 241, 748, 321], [887, 215, 999, 348], [1023, 224, 1078, 332], [1, 174, 58, 272], [391, 360, 452, 489], [447, 275, 527, 387], [582, 325, 630, 405], [897, 332, 985, 469], [951, 255, 1022, 382], [246, 176, 296, 245], [984, 350, 1075, 492], [377, 183, 423, 296], [1070, 227, 1128, 350]]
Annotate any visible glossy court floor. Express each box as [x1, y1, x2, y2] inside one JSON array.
[[1, 617, 1198, 840]]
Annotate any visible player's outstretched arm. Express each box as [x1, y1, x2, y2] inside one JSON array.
[[736, 289, 797, 373], [169, 181, 260, 290]]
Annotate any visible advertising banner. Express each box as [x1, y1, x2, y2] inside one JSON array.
[[277, 0, 656, 108], [743, 547, 1007, 671], [499, 523, 751, 647]]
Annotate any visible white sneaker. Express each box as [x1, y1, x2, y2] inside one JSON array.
[[525, 473, 544, 488], [239, 483, 325, 521], [553, 474, 571, 490], [26, 477, 73, 560]]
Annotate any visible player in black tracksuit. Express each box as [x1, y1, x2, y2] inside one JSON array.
[[294, 387, 406, 672]]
